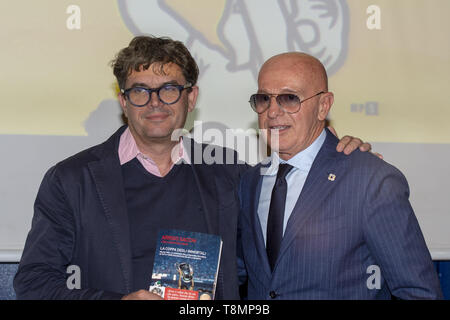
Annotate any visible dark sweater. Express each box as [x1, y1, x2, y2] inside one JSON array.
[[122, 158, 207, 291]]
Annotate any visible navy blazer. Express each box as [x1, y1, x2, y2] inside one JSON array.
[[238, 128, 443, 299], [14, 126, 248, 299]]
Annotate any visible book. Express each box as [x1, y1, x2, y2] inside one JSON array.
[[149, 229, 223, 300]]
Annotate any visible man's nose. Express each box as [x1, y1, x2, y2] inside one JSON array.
[[267, 96, 283, 119], [148, 91, 162, 107]]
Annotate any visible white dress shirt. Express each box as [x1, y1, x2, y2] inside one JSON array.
[[258, 129, 326, 245]]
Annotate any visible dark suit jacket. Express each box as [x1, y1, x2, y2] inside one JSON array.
[[238, 128, 443, 299], [14, 126, 248, 299]]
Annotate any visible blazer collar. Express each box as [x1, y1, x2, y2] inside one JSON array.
[[87, 125, 132, 293], [185, 139, 217, 235], [246, 163, 273, 277]]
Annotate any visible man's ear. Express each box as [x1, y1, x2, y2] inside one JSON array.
[[118, 92, 128, 118], [187, 86, 199, 112], [318, 91, 334, 121]]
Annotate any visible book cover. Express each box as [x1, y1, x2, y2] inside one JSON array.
[[149, 229, 223, 300]]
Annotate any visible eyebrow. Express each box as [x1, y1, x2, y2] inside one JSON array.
[[257, 88, 302, 95], [129, 81, 182, 89]]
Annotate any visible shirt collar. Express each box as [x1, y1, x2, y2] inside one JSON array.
[[265, 128, 326, 176], [118, 127, 191, 165]]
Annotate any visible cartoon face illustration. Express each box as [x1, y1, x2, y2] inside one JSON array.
[[118, 0, 349, 78], [118, 0, 350, 147]]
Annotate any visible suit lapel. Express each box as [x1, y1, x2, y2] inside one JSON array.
[[184, 138, 219, 235], [88, 126, 133, 293], [276, 130, 347, 266], [248, 164, 273, 277], [185, 140, 235, 299], [190, 162, 219, 235]]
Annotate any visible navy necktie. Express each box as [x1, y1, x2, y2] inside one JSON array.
[[266, 163, 293, 271]]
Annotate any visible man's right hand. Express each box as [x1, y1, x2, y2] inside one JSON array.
[[122, 289, 164, 300]]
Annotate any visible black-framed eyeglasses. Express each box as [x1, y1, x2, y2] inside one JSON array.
[[249, 91, 325, 114], [121, 83, 192, 107]]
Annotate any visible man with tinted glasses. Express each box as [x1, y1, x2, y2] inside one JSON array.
[[237, 52, 443, 299], [14, 36, 370, 300]]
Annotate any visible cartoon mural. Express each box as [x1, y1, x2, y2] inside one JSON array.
[[1, 0, 450, 260], [119, 0, 349, 78]]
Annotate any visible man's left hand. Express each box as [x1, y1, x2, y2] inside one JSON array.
[[328, 126, 383, 159]]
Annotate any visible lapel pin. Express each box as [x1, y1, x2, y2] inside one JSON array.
[[328, 173, 336, 181]]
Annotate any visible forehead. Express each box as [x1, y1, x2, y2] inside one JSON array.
[[258, 56, 320, 94], [125, 62, 185, 87]]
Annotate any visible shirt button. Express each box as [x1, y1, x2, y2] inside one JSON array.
[[269, 291, 278, 299]]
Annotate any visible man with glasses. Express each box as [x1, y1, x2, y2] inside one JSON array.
[[238, 52, 443, 299], [14, 36, 370, 300]]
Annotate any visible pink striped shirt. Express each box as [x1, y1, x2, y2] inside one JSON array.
[[118, 127, 190, 177]]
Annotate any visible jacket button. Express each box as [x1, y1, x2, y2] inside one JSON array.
[[269, 291, 278, 299]]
